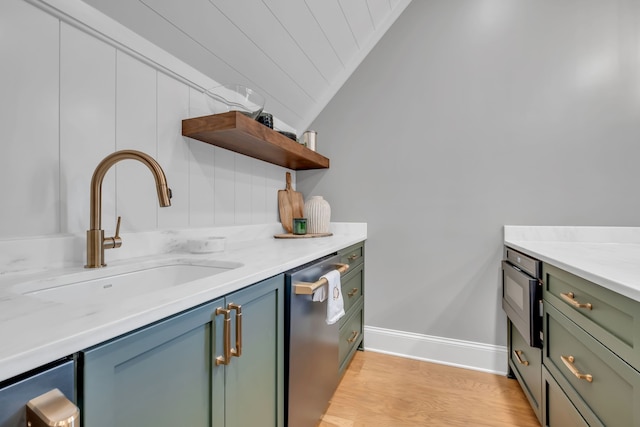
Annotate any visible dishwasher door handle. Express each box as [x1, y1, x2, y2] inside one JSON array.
[[293, 263, 349, 295]]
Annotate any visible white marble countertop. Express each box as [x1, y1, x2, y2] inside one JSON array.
[[0, 223, 367, 383], [504, 226, 640, 303]]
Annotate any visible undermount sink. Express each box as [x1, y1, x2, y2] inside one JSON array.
[[13, 259, 243, 304]]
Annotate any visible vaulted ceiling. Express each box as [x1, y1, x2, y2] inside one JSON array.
[[80, 0, 412, 133]]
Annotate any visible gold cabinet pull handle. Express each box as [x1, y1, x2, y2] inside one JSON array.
[[561, 355, 593, 382], [228, 303, 242, 358], [215, 308, 231, 366], [26, 389, 80, 427], [348, 254, 359, 261], [347, 288, 359, 298], [560, 292, 593, 310], [513, 350, 529, 366], [347, 330, 360, 343]]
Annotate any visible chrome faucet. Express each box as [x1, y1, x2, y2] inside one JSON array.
[[85, 150, 172, 268]]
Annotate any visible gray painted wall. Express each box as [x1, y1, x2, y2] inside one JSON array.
[[298, 0, 640, 347]]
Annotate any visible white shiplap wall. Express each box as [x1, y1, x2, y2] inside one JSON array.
[[78, 0, 413, 133], [0, 0, 289, 239]]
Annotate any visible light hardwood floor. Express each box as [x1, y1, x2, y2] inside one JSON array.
[[319, 351, 540, 427]]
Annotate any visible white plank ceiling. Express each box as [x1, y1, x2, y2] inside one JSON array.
[[80, 0, 412, 133]]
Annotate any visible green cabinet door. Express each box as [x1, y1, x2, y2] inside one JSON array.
[[81, 298, 224, 426], [82, 274, 284, 427], [219, 274, 284, 427], [542, 366, 589, 427], [508, 319, 542, 423]]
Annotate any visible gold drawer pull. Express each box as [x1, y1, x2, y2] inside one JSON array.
[[347, 253, 359, 261], [560, 292, 593, 310], [513, 350, 529, 366], [561, 355, 593, 383], [347, 330, 360, 343], [347, 288, 359, 297], [215, 308, 231, 366], [228, 303, 242, 358]]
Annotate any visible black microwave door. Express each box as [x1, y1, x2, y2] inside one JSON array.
[[502, 261, 541, 348]]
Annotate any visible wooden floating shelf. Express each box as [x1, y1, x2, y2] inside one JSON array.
[[182, 112, 330, 170]]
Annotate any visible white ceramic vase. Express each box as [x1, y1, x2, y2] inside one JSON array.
[[304, 196, 331, 234]]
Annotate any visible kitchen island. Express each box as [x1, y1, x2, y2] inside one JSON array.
[[504, 226, 640, 427]]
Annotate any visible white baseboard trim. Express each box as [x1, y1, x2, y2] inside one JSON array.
[[363, 325, 508, 375]]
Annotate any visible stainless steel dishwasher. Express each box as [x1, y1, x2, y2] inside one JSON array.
[[285, 253, 348, 427]]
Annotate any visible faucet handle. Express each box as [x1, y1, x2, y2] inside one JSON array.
[[114, 216, 121, 239], [103, 216, 123, 250]]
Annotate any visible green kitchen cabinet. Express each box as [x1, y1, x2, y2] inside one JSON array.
[[338, 299, 363, 375], [338, 242, 365, 376], [542, 264, 640, 427], [81, 274, 284, 427], [504, 248, 640, 426], [541, 366, 590, 427], [338, 242, 364, 271], [543, 301, 640, 426], [542, 263, 640, 372], [508, 318, 542, 423], [222, 275, 284, 427]]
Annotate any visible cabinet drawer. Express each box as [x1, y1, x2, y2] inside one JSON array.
[[543, 263, 640, 371], [339, 302, 363, 375], [341, 264, 363, 316], [542, 366, 589, 427], [508, 320, 541, 422], [544, 303, 640, 427], [339, 242, 364, 269]]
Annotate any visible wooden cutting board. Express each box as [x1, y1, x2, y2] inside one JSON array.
[[278, 172, 304, 233], [274, 232, 333, 239]]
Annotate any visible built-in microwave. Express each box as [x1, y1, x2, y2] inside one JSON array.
[[502, 247, 542, 348]]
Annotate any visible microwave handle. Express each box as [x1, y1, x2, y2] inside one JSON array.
[[26, 388, 80, 427]]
